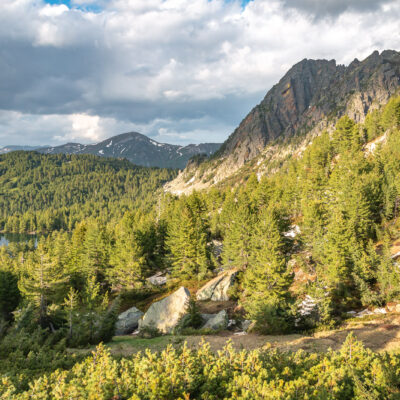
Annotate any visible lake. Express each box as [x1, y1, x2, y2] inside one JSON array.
[[0, 233, 40, 247]]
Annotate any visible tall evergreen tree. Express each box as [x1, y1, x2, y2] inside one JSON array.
[[108, 213, 147, 290], [222, 192, 255, 270], [19, 244, 68, 326], [166, 192, 211, 280], [242, 207, 293, 333]]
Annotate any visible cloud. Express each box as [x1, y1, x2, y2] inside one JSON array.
[[0, 0, 399, 147], [281, 0, 393, 19], [0, 111, 135, 146]]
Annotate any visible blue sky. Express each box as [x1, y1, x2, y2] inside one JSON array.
[[0, 0, 398, 147], [43, 0, 254, 10], [43, 0, 101, 12]]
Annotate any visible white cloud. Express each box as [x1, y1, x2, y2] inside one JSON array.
[[39, 4, 69, 17], [0, 0, 399, 147]]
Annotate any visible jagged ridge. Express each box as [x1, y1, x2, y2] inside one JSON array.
[[166, 50, 400, 194]]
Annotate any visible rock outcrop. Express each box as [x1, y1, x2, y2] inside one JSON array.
[[165, 50, 400, 195], [202, 310, 228, 330], [115, 306, 144, 335], [147, 272, 167, 286], [196, 269, 237, 301], [139, 287, 190, 334]]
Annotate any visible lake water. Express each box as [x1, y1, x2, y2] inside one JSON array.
[[0, 233, 39, 247]]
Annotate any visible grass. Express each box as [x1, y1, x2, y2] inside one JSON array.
[[108, 335, 182, 355], [70, 335, 188, 357]]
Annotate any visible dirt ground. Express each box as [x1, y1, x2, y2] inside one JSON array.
[[102, 313, 400, 356], [187, 314, 400, 353]]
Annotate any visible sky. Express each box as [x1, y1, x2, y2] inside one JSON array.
[[0, 0, 399, 147]]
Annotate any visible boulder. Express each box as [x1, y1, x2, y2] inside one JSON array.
[[139, 287, 190, 334], [196, 269, 237, 301], [203, 310, 228, 330], [147, 272, 167, 286], [298, 295, 318, 316], [200, 313, 214, 322], [387, 302, 398, 312], [115, 306, 144, 335], [241, 320, 252, 332]]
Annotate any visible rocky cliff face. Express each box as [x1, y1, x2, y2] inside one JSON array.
[[165, 50, 400, 194]]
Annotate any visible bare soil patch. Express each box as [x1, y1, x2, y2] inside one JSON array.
[[104, 314, 400, 355]]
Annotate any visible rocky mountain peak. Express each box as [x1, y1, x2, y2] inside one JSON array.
[[166, 50, 400, 194], [227, 50, 399, 161]]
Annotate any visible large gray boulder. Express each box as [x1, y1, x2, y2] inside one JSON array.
[[115, 306, 144, 335], [203, 310, 228, 330], [139, 287, 190, 334], [196, 269, 237, 301]]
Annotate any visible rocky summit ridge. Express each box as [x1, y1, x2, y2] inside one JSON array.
[[165, 50, 400, 194]]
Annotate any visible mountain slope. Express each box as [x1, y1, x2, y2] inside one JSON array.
[[38, 132, 221, 169], [166, 50, 400, 194], [0, 145, 47, 154]]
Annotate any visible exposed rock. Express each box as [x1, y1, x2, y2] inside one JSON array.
[[166, 50, 400, 195], [200, 313, 215, 322], [241, 320, 252, 332], [283, 225, 301, 238], [227, 319, 236, 329], [115, 306, 144, 335], [212, 240, 223, 258], [391, 251, 400, 260], [365, 132, 387, 155], [139, 287, 190, 334], [346, 311, 357, 316], [298, 295, 318, 316], [147, 272, 167, 286], [203, 310, 228, 330], [396, 304, 400, 313], [386, 302, 398, 312], [196, 269, 237, 301]]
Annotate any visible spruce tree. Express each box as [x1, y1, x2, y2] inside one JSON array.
[[0, 270, 21, 321], [242, 206, 293, 333], [377, 233, 400, 302], [20, 244, 68, 327], [166, 193, 211, 280], [108, 213, 147, 290], [222, 192, 255, 270]]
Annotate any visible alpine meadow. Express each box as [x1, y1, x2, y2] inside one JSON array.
[[1, 1, 400, 399]]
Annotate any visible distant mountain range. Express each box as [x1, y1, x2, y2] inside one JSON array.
[[0, 132, 222, 169], [0, 145, 48, 154]]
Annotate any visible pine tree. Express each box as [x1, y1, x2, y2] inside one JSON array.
[[82, 222, 110, 280], [377, 233, 400, 302], [63, 287, 78, 341], [318, 208, 353, 289], [108, 213, 147, 290], [0, 270, 21, 321], [166, 193, 211, 280], [20, 244, 68, 327], [242, 207, 293, 333], [222, 192, 255, 270]]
